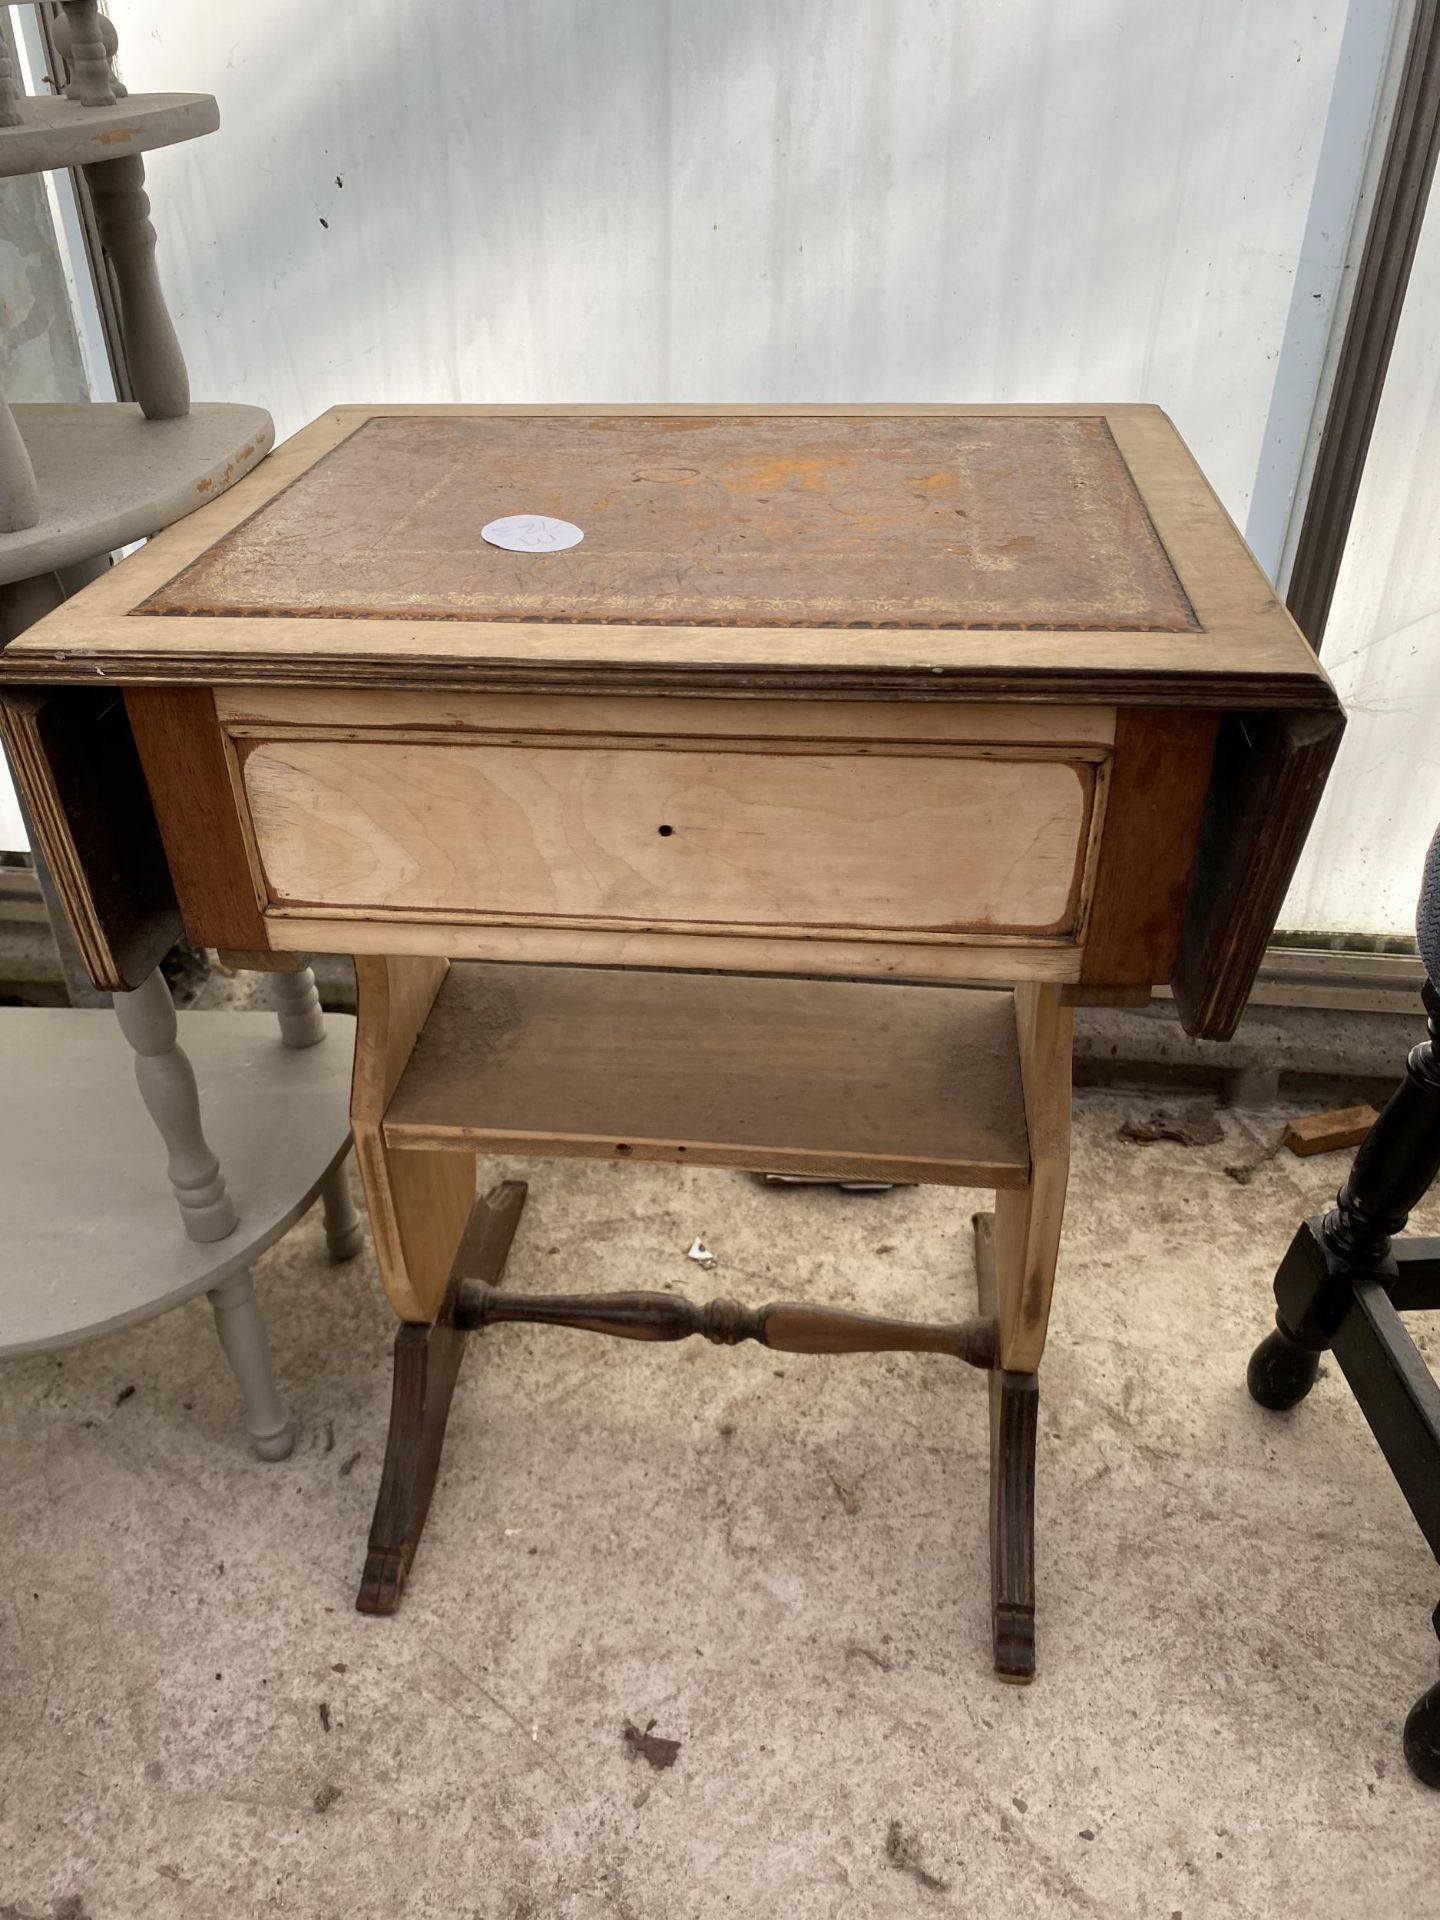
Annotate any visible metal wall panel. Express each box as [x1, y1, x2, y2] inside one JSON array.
[[97, 0, 1414, 934], [103, 0, 1395, 575], [1284, 182, 1440, 937]]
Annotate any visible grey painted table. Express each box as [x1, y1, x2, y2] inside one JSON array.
[[0, 1000, 359, 1456]]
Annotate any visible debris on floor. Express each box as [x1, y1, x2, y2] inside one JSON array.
[[828, 1468, 860, 1516], [1117, 1101, 1225, 1148], [1223, 1134, 1284, 1186], [1283, 1105, 1379, 1157], [312, 1784, 343, 1815], [622, 1719, 681, 1770], [846, 1642, 894, 1673], [884, 1819, 949, 1892], [685, 1236, 718, 1271]]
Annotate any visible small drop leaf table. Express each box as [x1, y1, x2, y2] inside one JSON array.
[[0, 403, 1342, 1672]]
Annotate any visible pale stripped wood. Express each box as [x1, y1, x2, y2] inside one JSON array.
[[272, 913, 1085, 983], [993, 982, 1073, 1370], [239, 736, 1095, 937], [383, 964, 1031, 1188], [214, 687, 1118, 748], [351, 955, 475, 1322]]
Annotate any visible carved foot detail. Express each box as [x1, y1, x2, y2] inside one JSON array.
[[355, 1181, 527, 1616], [990, 1368, 1038, 1683], [356, 1544, 410, 1617]]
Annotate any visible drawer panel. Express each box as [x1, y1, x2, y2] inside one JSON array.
[[237, 732, 1099, 940]]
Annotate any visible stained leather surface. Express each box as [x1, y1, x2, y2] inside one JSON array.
[[141, 412, 1197, 633]]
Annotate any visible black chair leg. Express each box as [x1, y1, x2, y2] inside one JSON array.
[[1405, 1600, 1440, 1791], [1405, 1677, 1440, 1789], [1247, 1310, 1321, 1411], [1246, 983, 1440, 1787]]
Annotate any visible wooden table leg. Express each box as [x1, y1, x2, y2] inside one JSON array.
[[974, 1211, 1039, 1681], [351, 954, 477, 1325], [988, 1367, 1039, 1680], [971, 983, 1071, 1681], [357, 1179, 528, 1614]]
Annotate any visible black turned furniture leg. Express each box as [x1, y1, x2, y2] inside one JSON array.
[[975, 1212, 1038, 1680], [1248, 983, 1440, 1405], [1246, 984, 1440, 1785], [1247, 1310, 1322, 1411], [357, 1180, 527, 1615], [1405, 1680, 1440, 1788], [1405, 1598, 1440, 1791]]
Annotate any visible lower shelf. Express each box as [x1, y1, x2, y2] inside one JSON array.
[[383, 962, 1030, 1187]]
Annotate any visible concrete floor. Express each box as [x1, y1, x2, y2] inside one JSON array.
[[2, 1088, 1438, 1919]]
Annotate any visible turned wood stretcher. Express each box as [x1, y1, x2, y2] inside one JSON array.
[[0, 403, 1342, 1674]]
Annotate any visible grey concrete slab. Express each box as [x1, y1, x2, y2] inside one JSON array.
[[1, 1089, 1436, 1918]]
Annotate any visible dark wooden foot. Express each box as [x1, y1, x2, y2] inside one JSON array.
[[1404, 1674, 1440, 1789], [974, 1211, 1038, 1681], [356, 1180, 527, 1615], [1247, 1319, 1322, 1411], [990, 1367, 1038, 1681]]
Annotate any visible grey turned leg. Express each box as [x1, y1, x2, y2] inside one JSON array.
[[272, 965, 327, 1050], [0, 397, 39, 534], [112, 968, 238, 1243], [320, 1155, 365, 1262], [271, 965, 366, 1261], [208, 1268, 295, 1460], [83, 149, 191, 421]]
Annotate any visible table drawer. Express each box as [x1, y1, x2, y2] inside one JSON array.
[[215, 690, 1111, 959]]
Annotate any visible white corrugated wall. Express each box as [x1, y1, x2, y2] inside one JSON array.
[[1284, 181, 1440, 938], [18, 0, 1436, 937]]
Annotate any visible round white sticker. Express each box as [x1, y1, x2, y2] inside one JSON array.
[[481, 514, 584, 553]]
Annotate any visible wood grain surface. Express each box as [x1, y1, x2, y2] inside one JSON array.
[[351, 954, 477, 1322], [1079, 709, 1219, 985], [214, 686, 1119, 747], [122, 685, 268, 953], [993, 983, 1073, 1372], [239, 735, 1098, 939], [457, 1285, 998, 1365], [270, 912, 1086, 983], [383, 962, 1032, 1187]]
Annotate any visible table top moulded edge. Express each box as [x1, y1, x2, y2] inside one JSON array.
[[0, 402, 1339, 713], [0, 403, 1345, 1044]]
